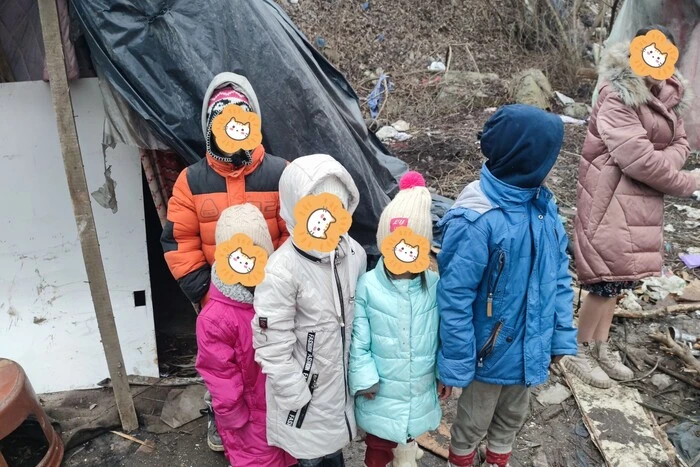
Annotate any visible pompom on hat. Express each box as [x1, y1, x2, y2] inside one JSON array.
[[215, 204, 274, 256], [376, 171, 432, 248]]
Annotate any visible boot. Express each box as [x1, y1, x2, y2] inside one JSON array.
[[391, 441, 423, 467], [482, 449, 511, 467], [563, 342, 613, 389], [594, 341, 634, 381]]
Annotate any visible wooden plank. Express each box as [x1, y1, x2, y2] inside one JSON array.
[[561, 363, 670, 466], [37, 0, 138, 431]]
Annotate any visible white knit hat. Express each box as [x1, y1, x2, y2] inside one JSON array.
[[215, 204, 274, 255], [376, 171, 432, 248], [312, 175, 351, 209]]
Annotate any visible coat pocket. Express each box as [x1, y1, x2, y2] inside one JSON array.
[[486, 250, 506, 318], [476, 320, 513, 371], [294, 373, 319, 429]]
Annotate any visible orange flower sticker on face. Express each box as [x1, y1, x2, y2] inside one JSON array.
[[211, 105, 263, 154], [381, 227, 430, 275], [629, 29, 678, 81], [293, 193, 352, 253], [215, 234, 268, 287]]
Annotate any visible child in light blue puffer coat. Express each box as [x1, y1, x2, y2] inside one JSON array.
[[349, 171, 441, 467]]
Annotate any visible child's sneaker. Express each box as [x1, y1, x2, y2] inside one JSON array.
[[563, 343, 613, 389], [594, 341, 634, 381], [448, 449, 476, 466], [203, 407, 224, 452]]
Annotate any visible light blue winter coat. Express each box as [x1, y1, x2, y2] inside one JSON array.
[[437, 166, 578, 389], [348, 260, 442, 443]]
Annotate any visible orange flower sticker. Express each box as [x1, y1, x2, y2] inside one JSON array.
[[214, 234, 268, 287], [211, 105, 263, 154], [629, 29, 678, 81], [381, 227, 430, 275], [293, 193, 352, 253]]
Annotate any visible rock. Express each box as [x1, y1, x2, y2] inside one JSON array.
[[564, 102, 590, 120], [510, 69, 554, 110], [620, 290, 642, 312], [536, 382, 572, 406], [375, 126, 398, 141], [391, 120, 410, 132], [650, 373, 673, 391], [428, 61, 446, 72], [437, 71, 502, 107]]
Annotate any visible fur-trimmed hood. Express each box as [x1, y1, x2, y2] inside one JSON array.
[[599, 41, 692, 114]]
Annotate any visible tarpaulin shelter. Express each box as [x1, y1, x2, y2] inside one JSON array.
[[71, 0, 407, 252], [596, 0, 700, 149]]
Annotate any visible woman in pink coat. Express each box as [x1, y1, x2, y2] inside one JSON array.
[[569, 25, 700, 389], [196, 204, 295, 467]]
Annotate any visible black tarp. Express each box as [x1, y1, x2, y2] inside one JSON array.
[[71, 0, 406, 251]]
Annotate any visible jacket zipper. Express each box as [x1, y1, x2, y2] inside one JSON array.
[[487, 252, 505, 318], [333, 251, 353, 443], [477, 320, 503, 367]]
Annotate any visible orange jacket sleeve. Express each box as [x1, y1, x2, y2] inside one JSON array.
[[161, 169, 211, 302]]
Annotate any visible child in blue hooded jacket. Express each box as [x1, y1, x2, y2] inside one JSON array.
[[437, 104, 578, 467], [349, 171, 441, 467]]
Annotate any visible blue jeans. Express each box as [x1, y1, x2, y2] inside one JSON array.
[[297, 450, 345, 467]]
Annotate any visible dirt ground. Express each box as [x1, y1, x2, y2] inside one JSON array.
[[4, 1, 699, 466]]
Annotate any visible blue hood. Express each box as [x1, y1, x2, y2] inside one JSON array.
[[481, 104, 564, 188]]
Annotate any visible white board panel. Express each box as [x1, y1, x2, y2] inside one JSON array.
[[0, 79, 159, 393]]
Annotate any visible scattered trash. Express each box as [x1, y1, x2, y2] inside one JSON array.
[[674, 204, 700, 220], [428, 61, 446, 72], [555, 91, 575, 106], [375, 125, 398, 141], [315, 37, 327, 49], [532, 447, 550, 467], [366, 73, 390, 119], [89, 403, 97, 411], [650, 373, 673, 391], [668, 326, 698, 344], [677, 279, 700, 302], [288, 0, 299, 3], [620, 289, 642, 311], [110, 430, 154, 449], [436, 71, 502, 107], [666, 422, 700, 464], [392, 120, 410, 132], [160, 385, 207, 429], [510, 69, 554, 110], [640, 271, 686, 301], [664, 224, 676, 233], [680, 254, 700, 269], [361, 1, 370, 11], [536, 382, 572, 406], [574, 420, 590, 438], [692, 190, 700, 201], [484, 107, 498, 113], [375, 33, 384, 42], [394, 132, 412, 142], [559, 115, 587, 125]]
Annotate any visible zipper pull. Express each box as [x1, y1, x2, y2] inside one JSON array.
[[487, 294, 493, 318], [478, 357, 484, 368]]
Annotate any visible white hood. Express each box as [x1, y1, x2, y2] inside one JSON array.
[[279, 154, 360, 236], [452, 180, 495, 214]]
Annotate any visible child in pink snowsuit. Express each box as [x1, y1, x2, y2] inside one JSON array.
[[196, 204, 296, 467]]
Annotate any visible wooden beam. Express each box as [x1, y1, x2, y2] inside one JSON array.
[[37, 0, 138, 432]]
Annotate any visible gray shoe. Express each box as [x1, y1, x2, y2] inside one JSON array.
[[206, 408, 224, 452], [563, 343, 613, 389], [594, 341, 634, 381]]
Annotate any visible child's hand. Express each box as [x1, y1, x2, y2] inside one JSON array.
[[363, 393, 376, 400], [437, 381, 452, 401]]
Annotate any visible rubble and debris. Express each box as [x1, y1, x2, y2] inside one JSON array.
[[555, 91, 575, 106], [674, 204, 700, 220], [678, 280, 700, 302], [680, 254, 700, 269], [375, 125, 398, 141], [640, 272, 687, 301], [160, 385, 207, 429], [536, 382, 572, 406], [436, 71, 503, 107], [559, 115, 587, 125], [650, 329, 700, 374], [620, 289, 642, 311], [667, 422, 700, 466], [391, 120, 410, 132], [366, 73, 390, 119], [664, 224, 676, 233], [510, 69, 554, 110], [650, 373, 673, 391]]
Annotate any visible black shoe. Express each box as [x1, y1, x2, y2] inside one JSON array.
[[205, 408, 224, 452]]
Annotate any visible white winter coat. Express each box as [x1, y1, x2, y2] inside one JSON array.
[[253, 155, 367, 459]]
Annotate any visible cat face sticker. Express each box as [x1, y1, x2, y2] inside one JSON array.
[[630, 29, 678, 81], [211, 104, 262, 154], [214, 234, 268, 287], [293, 193, 352, 253], [381, 226, 430, 275]]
